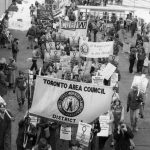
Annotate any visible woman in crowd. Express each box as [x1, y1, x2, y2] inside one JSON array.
[[111, 98, 124, 146]]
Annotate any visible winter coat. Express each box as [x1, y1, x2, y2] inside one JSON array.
[[114, 126, 134, 150], [127, 90, 143, 110], [0, 112, 11, 150], [0, 71, 8, 96]]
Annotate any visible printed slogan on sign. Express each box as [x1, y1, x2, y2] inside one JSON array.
[[30, 76, 113, 124]]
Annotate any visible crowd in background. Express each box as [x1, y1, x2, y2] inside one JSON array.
[[0, 0, 149, 150]]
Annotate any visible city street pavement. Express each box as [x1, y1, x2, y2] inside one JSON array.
[[0, 29, 150, 150]]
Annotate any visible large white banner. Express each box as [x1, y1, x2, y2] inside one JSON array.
[[79, 41, 114, 58], [30, 76, 113, 124], [60, 20, 88, 39]]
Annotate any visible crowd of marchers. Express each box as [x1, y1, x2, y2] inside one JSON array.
[[0, 0, 150, 150]]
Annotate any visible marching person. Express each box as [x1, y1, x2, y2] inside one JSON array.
[[129, 45, 137, 74], [7, 57, 17, 88], [111, 98, 124, 146], [130, 19, 137, 38], [30, 46, 40, 72], [114, 122, 134, 150], [98, 110, 114, 150], [89, 118, 101, 150], [12, 38, 19, 62], [127, 85, 143, 131], [136, 46, 146, 73], [0, 64, 8, 97], [0, 102, 14, 150], [13, 71, 27, 109], [92, 20, 99, 42], [26, 24, 36, 49]]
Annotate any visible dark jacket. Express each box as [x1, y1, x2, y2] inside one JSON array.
[[0, 112, 11, 150], [0, 70, 8, 96], [127, 90, 143, 110], [114, 126, 134, 150]]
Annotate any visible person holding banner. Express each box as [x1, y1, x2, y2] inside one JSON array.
[[127, 86, 143, 132], [98, 110, 114, 150], [89, 118, 101, 150]]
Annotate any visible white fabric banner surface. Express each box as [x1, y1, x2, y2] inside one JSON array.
[[76, 122, 92, 147], [30, 76, 113, 124], [79, 41, 114, 58], [60, 20, 88, 39]]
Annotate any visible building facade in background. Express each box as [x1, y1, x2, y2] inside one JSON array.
[[0, 0, 12, 18]]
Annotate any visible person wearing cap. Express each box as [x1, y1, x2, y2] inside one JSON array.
[[14, 71, 27, 109], [0, 102, 14, 150], [127, 85, 143, 131], [7, 57, 17, 88]]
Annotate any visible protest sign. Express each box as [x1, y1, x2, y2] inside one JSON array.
[[131, 75, 149, 93], [76, 122, 92, 147], [92, 76, 104, 86], [60, 126, 71, 140], [46, 42, 56, 51], [50, 50, 61, 57], [70, 51, 80, 59], [101, 63, 116, 80], [60, 20, 88, 39], [79, 41, 114, 58], [30, 76, 114, 124], [110, 73, 118, 86], [97, 115, 109, 137], [60, 56, 71, 72]]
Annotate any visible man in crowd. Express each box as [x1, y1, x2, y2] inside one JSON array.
[[26, 24, 36, 49], [0, 102, 14, 150], [127, 85, 143, 131], [13, 71, 27, 109], [12, 38, 19, 62]]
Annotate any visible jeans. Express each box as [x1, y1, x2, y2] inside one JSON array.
[[30, 59, 38, 71], [130, 108, 139, 128], [93, 30, 98, 42], [129, 59, 135, 73], [137, 60, 144, 73]]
